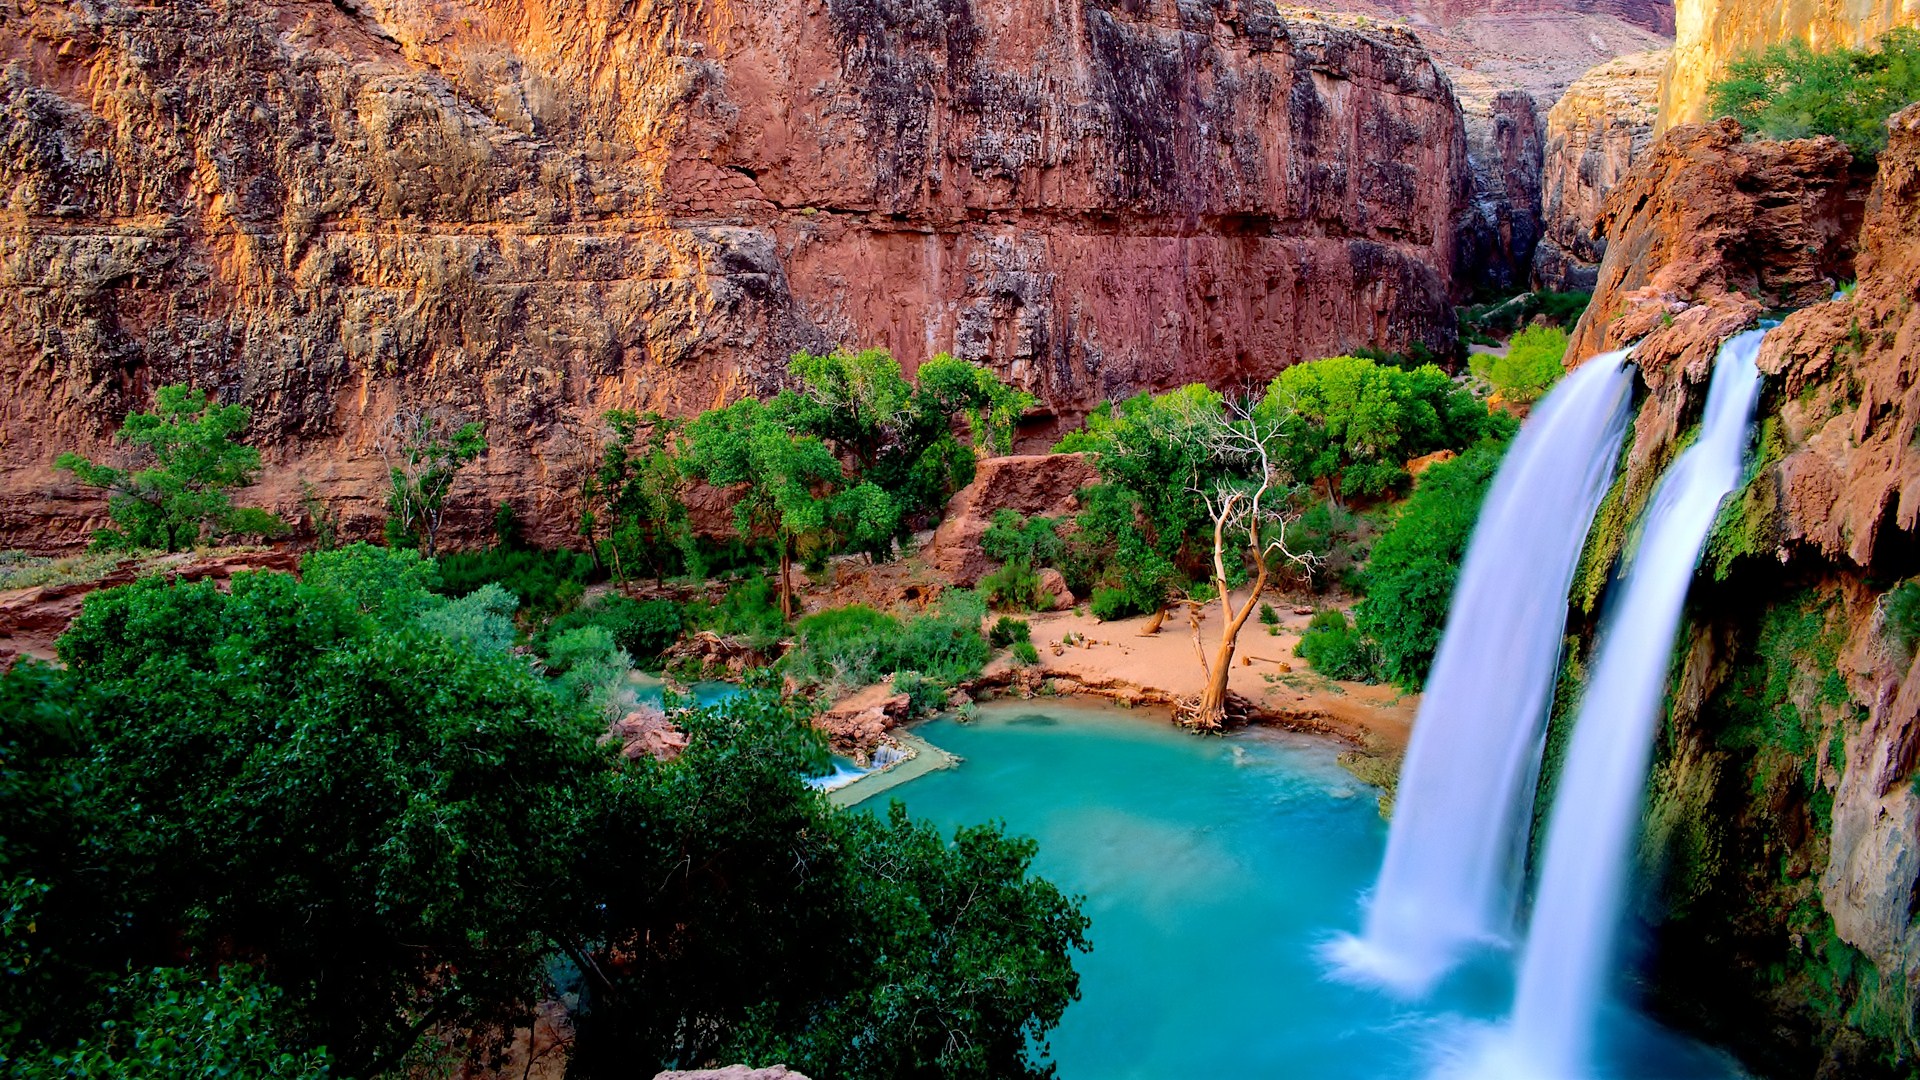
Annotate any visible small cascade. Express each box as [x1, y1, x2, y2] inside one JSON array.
[[1498, 329, 1767, 1079], [1331, 350, 1636, 995]]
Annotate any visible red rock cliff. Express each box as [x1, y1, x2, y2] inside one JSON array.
[[0, 0, 1475, 549]]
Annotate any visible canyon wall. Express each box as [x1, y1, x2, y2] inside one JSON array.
[[1559, 106, 1919, 1075], [1530, 49, 1664, 290], [1658, 0, 1920, 130], [0, 0, 1474, 549]]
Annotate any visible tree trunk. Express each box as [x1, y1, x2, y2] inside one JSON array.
[[1192, 568, 1268, 730], [1140, 606, 1168, 636], [778, 535, 795, 622]]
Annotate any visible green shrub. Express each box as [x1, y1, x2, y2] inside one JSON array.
[[1710, 27, 1920, 158], [1267, 354, 1497, 499], [300, 542, 441, 623], [982, 511, 1064, 567], [691, 575, 789, 648], [786, 595, 991, 692], [545, 625, 633, 718], [1885, 579, 1920, 656], [416, 582, 519, 654], [893, 670, 949, 717], [1258, 602, 1280, 627], [982, 559, 1048, 611], [1294, 610, 1381, 682], [1490, 325, 1570, 404], [538, 595, 684, 665], [1011, 640, 1041, 666], [1089, 586, 1135, 622], [989, 616, 1033, 648], [435, 546, 597, 617], [1353, 440, 1508, 688]]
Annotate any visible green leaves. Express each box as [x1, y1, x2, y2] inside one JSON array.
[[1710, 27, 1920, 159], [1267, 355, 1493, 500], [54, 386, 283, 552], [1489, 325, 1570, 405], [382, 411, 487, 555]]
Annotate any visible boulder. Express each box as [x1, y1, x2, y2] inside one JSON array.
[[606, 706, 690, 762], [924, 454, 1099, 587], [814, 682, 915, 759]]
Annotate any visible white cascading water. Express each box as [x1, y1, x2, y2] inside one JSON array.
[[1496, 328, 1766, 1079], [1329, 349, 1636, 995]]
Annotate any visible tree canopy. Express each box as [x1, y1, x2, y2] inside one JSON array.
[[1710, 27, 1920, 158], [53, 385, 285, 552]]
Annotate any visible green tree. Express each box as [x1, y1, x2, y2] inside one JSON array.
[[382, 410, 487, 555], [584, 411, 695, 584], [1490, 324, 1570, 404], [680, 397, 897, 620], [1710, 27, 1920, 159], [1353, 440, 1508, 688], [54, 385, 286, 552], [1265, 355, 1497, 503]]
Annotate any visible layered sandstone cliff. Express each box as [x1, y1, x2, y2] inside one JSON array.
[[1560, 107, 1920, 1074], [1657, 0, 1920, 130], [1530, 49, 1664, 290], [0, 0, 1478, 550]]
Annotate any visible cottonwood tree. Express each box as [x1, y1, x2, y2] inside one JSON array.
[[382, 409, 486, 556], [581, 410, 694, 584], [1181, 393, 1315, 729], [54, 385, 285, 552]]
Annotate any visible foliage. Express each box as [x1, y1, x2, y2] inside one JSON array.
[[3, 574, 1088, 1080], [785, 597, 992, 694], [1458, 291, 1592, 338], [299, 542, 441, 624], [538, 595, 685, 665], [892, 670, 949, 718], [0, 550, 133, 591], [1489, 325, 1570, 404], [784, 349, 1035, 529], [1710, 27, 1920, 158], [1880, 579, 1920, 658], [415, 582, 519, 655], [381, 411, 487, 555], [982, 511, 1064, 568], [54, 385, 286, 552], [693, 576, 790, 648], [981, 559, 1048, 612], [9, 572, 607, 1074], [571, 692, 1086, 1079], [1258, 602, 1279, 626], [544, 625, 634, 719], [7, 966, 332, 1079], [1266, 355, 1499, 500], [302, 481, 344, 551], [989, 616, 1033, 649], [1293, 610, 1381, 683], [434, 546, 597, 618], [1353, 439, 1509, 688], [584, 411, 696, 583], [1010, 640, 1041, 666], [1062, 485, 1178, 618]]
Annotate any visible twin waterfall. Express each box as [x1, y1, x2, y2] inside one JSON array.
[[1335, 331, 1768, 1079]]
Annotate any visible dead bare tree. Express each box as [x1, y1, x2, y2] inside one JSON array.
[[1182, 394, 1316, 729]]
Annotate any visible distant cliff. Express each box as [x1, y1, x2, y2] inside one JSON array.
[[1658, 0, 1920, 129], [1531, 50, 1665, 290], [0, 0, 1484, 549]]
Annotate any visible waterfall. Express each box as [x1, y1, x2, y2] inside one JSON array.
[[1499, 329, 1766, 1079], [1329, 350, 1636, 995]]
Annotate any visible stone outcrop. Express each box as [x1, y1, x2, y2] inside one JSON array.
[[814, 681, 914, 759], [1457, 89, 1546, 292], [1657, 0, 1920, 131], [0, 0, 1479, 551], [923, 453, 1099, 586], [1564, 103, 1920, 1075], [1531, 50, 1665, 290]]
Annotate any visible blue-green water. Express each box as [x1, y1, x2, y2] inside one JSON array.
[[883, 699, 1746, 1080]]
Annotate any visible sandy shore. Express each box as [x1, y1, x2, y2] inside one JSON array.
[[993, 595, 1418, 751]]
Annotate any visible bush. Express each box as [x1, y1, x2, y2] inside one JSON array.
[[1011, 640, 1041, 666], [893, 670, 949, 718], [1710, 27, 1920, 159], [1885, 579, 1920, 656], [786, 595, 992, 692], [545, 625, 634, 718], [989, 616, 1032, 648], [981, 559, 1048, 611], [1353, 440, 1508, 688], [539, 595, 685, 665], [435, 546, 597, 617], [300, 542, 441, 623], [694, 575, 789, 648], [1267, 355, 1496, 499], [982, 511, 1064, 567], [1293, 610, 1381, 682], [1258, 602, 1279, 626], [416, 582, 519, 654], [1490, 325, 1570, 404]]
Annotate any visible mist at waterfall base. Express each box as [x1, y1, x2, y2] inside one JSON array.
[[1328, 350, 1636, 995], [888, 701, 1743, 1079]]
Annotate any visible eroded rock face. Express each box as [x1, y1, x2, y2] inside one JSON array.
[[1658, 0, 1920, 130], [923, 453, 1099, 586], [0, 0, 1474, 550], [1571, 103, 1920, 1074], [1531, 50, 1665, 290], [1457, 90, 1545, 292]]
